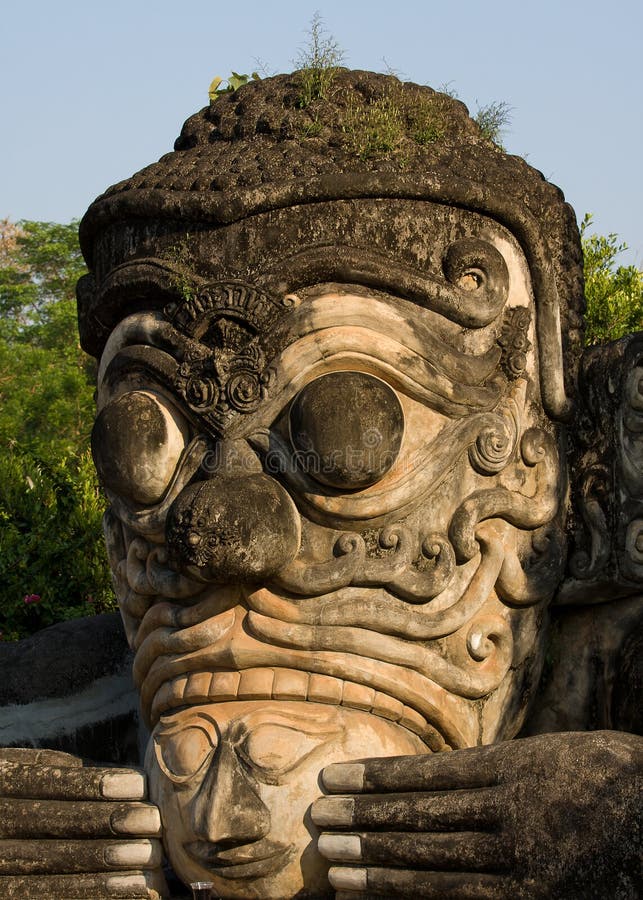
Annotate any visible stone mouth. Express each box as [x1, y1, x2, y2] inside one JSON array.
[[186, 839, 292, 880], [135, 546, 512, 754]]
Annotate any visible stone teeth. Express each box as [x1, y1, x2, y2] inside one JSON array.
[[185, 671, 212, 704], [151, 668, 434, 743], [272, 668, 309, 700], [341, 681, 375, 710], [210, 670, 241, 700], [399, 705, 431, 735], [308, 673, 343, 704], [371, 690, 405, 720], [238, 667, 275, 699]]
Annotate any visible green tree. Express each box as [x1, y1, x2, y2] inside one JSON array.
[[0, 219, 96, 455], [0, 219, 113, 640], [581, 214, 643, 345]]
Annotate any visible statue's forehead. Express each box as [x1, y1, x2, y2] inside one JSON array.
[[90, 199, 532, 358], [95, 198, 526, 282]]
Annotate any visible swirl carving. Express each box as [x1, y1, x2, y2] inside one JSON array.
[[274, 524, 457, 603], [468, 400, 519, 475], [568, 467, 611, 579], [450, 428, 560, 563], [563, 334, 643, 597], [225, 368, 264, 412], [625, 519, 643, 566], [442, 238, 509, 326]]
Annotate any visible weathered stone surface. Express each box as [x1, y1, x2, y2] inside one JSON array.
[[561, 333, 643, 603], [0, 614, 140, 764], [289, 371, 404, 488], [314, 731, 643, 898], [148, 701, 424, 899], [523, 595, 643, 737], [0, 751, 165, 898], [0, 760, 145, 800]]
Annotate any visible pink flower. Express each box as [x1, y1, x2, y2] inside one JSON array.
[[23, 593, 41, 605]]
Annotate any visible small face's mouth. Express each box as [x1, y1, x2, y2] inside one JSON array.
[[186, 840, 293, 880]]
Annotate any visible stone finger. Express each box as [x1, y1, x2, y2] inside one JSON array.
[[318, 830, 510, 871], [329, 866, 508, 898], [0, 749, 82, 768], [0, 761, 146, 801], [0, 800, 162, 839], [0, 871, 159, 899], [322, 744, 504, 794], [0, 838, 163, 874], [312, 788, 500, 832]]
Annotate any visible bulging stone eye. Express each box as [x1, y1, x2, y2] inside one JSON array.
[[91, 390, 189, 505], [289, 371, 404, 490]]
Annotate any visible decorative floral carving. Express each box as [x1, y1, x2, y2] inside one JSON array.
[[498, 306, 532, 379], [164, 281, 289, 434]]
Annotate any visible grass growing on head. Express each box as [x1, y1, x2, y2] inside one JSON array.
[[474, 100, 512, 147], [341, 84, 448, 161], [164, 238, 197, 303], [294, 13, 345, 108], [342, 90, 405, 159]]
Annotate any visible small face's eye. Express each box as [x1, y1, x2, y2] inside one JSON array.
[[91, 390, 189, 505], [288, 371, 404, 490], [154, 725, 217, 784], [237, 724, 331, 783]]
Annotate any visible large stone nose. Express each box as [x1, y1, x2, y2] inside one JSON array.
[[165, 470, 300, 583]]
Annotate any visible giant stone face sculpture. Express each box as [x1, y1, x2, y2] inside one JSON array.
[[79, 70, 587, 897]]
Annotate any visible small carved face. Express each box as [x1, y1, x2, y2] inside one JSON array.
[[147, 701, 425, 898]]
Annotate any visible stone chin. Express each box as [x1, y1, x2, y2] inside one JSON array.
[[146, 700, 426, 899]]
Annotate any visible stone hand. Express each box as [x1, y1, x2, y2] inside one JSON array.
[[0, 748, 165, 899], [312, 730, 642, 899]]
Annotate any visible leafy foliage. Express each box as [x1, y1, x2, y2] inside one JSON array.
[[0, 219, 96, 456], [0, 448, 113, 640], [0, 220, 114, 639], [341, 86, 447, 160], [581, 214, 643, 345], [209, 71, 260, 100]]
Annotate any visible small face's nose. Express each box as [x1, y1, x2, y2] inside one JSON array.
[[191, 741, 270, 846], [166, 471, 300, 583]]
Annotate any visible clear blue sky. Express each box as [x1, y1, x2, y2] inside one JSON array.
[[1, 0, 641, 265]]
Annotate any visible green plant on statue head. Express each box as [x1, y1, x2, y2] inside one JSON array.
[[294, 12, 345, 108]]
